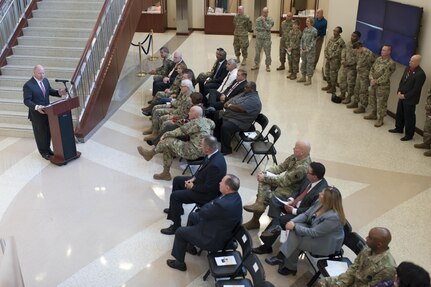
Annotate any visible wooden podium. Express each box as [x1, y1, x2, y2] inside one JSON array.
[[44, 97, 81, 166]]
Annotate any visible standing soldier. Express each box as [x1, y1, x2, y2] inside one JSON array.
[[347, 42, 376, 113], [277, 12, 293, 71], [339, 31, 361, 104], [233, 6, 252, 66], [251, 7, 274, 72], [364, 45, 396, 127], [321, 26, 345, 94], [414, 89, 431, 156], [287, 20, 302, 80], [297, 17, 317, 86]]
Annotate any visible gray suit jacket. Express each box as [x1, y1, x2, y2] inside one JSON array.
[[291, 201, 344, 256]]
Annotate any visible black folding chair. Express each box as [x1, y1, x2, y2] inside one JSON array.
[[244, 125, 281, 175], [234, 113, 269, 155]]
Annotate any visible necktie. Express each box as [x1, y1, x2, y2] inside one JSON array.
[[213, 62, 222, 80], [219, 72, 231, 92], [291, 183, 311, 207], [39, 81, 46, 97], [197, 156, 209, 172], [225, 81, 240, 97]]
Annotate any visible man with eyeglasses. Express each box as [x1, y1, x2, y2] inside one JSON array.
[[196, 48, 228, 96]]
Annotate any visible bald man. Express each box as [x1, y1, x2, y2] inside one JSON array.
[[277, 12, 293, 71], [243, 140, 311, 230], [389, 54, 426, 141], [318, 227, 396, 287], [233, 6, 252, 65], [252, 7, 274, 72]]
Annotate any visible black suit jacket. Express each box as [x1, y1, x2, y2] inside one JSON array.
[[290, 178, 328, 215], [23, 77, 60, 120], [208, 60, 228, 85], [188, 192, 242, 251], [213, 80, 247, 110], [191, 151, 227, 199], [398, 65, 426, 105]]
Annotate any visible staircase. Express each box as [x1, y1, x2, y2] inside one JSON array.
[[0, 0, 104, 137]]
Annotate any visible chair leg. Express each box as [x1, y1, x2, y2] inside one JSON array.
[[307, 270, 321, 287], [182, 164, 189, 175], [251, 156, 266, 175], [242, 148, 252, 162], [203, 269, 210, 281], [233, 139, 243, 151]]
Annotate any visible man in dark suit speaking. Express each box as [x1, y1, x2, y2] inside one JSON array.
[[389, 54, 426, 141], [23, 65, 66, 160], [166, 174, 243, 271], [161, 135, 227, 235]]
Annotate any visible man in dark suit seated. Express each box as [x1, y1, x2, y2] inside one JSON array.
[[23, 65, 66, 160], [252, 162, 328, 254], [160, 135, 227, 235], [166, 174, 243, 271], [152, 51, 186, 97], [196, 48, 228, 96]]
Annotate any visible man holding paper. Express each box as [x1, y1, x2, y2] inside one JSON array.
[[243, 140, 311, 230]]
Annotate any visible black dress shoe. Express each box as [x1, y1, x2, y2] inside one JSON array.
[[265, 255, 283, 266], [142, 111, 151, 116], [41, 153, 51, 160], [146, 140, 154, 146], [163, 208, 170, 214], [252, 245, 273, 254], [400, 136, 413, 141], [166, 259, 187, 271], [160, 225, 178, 235], [277, 266, 297, 276], [48, 150, 54, 156], [388, 128, 403, 133], [186, 244, 198, 255], [261, 225, 282, 237]]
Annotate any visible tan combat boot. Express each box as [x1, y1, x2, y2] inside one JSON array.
[[364, 113, 377, 120], [251, 64, 259, 70], [290, 73, 297, 80], [243, 212, 263, 230], [304, 76, 312, 86], [266, 65, 271, 72], [374, 118, 384, 127], [321, 83, 331, 91], [237, 56, 241, 63], [243, 195, 266, 213], [141, 104, 154, 113], [144, 131, 159, 142], [342, 93, 352, 104], [326, 86, 336, 93], [276, 64, 285, 71], [241, 58, 247, 66], [338, 92, 346, 101], [346, 102, 358, 109], [137, 146, 156, 161], [424, 150, 431, 157], [153, 166, 172, 181], [353, 106, 366, 114], [414, 143, 431, 149], [297, 74, 306, 83], [142, 127, 153, 135]]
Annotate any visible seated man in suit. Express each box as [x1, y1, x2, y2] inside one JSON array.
[[318, 227, 396, 286], [206, 68, 248, 114], [152, 51, 186, 97], [166, 174, 242, 271], [160, 135, 226, 235], [253, 162, 328, 254], [137, 106, 214, 180], [214, 81, 262, 155], [196, 48, 228, 96], [204, 58, 238, 106]]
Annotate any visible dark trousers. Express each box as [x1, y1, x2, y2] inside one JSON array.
[[208, 89, 222, 107], [152, 78, 170, 96], [30, 112, 51, 155], [220, 120, 242, 154], [395, 100, 416, 138], [171, 212, 201, 263]]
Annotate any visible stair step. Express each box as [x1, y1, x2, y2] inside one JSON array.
[[23, 27, 92, 38], [17, 35, 87, 48], [28, 18, 95, 29], [32, 9, 99, 20], [0, 87, 23, 99], [6, 55, 79, 68], [37, 1, 103, 11], [0, 65, 74, 80], [0, 75, 29, 89], [0, 111, 29, 125], [0, 98, 27, 112], [12, 45, 84, 58], [0, 123, 34, 138]]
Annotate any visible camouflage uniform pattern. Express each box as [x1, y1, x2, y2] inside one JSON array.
[[287, 28, 302, 74], [154, 117, 215, 168], [318, 247, 396, 287], [368, 57, 396, 119], [233, 14, 252, 58], [324, 35, 345, 87], [339, 41, 358, 96], [279, 19, 293, 64], [254, 16, 274, 66], [352, 48, 376, 108], [151, 92, 192, 132], [300, 26, 318, 77], [153, 73, 183, 101], [423, 90, 431, 145], [153, 55, 174, 81], [257, 154, 311, 205]]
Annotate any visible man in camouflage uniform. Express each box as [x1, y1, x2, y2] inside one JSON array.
[[297, 17, 317, 86], [347, 42, 376, 113], [287, 20, 302, 80], [137, 105, 215, 181], [243, 140, 311, 230], [318, 227, 396, 287], [233, 6, 252, 66], [364, 45, 396, 127], [251, 7, 274, 72], [143, 79, 193, 141], [339, 31, 361, 104], [149, 46, 175, 81], [414, 89, 431, 156], [276, 12, 293, 71], [321, 26, 345, 94]]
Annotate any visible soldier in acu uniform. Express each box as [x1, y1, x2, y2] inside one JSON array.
[[276, 12, 293, 71], [339, 31, 361, 104], [321, 26, 345, 94], [297, 17, 317, 86], [233, 6, 252, 66], [287, 20, 302, 80], [414, 89, 431, 157], [251, 7, 274, 72]]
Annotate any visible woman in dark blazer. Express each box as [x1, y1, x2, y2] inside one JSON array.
[[265, 186, 346, 276]]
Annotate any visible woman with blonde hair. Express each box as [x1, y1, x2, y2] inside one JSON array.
[[265, 186, 346, 276]]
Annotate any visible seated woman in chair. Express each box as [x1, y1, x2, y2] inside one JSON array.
[[265, 186, 346, 276]]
